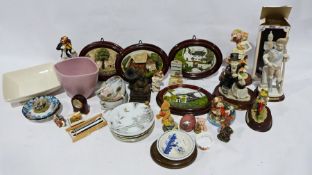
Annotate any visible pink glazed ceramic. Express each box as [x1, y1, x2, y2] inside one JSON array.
[[54, 57, 99, 98]]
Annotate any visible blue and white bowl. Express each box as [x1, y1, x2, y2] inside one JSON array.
[[22, 96, 60, 121]]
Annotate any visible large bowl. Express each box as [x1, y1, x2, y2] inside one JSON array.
[[54, 57, 99, 98]]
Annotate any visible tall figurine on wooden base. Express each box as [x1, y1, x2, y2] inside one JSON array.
[[246, 88, 272, 132], [260, 36, 289, 101], [213, 29, 255, 110]]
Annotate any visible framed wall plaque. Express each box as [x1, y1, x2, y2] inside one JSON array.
[[156, 84, 213, 116], [115, 41, 169, 82], [169, 36, 222, 79], [79, 39, 123, 81]]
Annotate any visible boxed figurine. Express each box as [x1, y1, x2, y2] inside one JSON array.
[[252, 6, 292, 80]]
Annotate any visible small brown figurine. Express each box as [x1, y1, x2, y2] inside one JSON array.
[[71, 94, 89, 114], [156, 100, 177, 131], [53, 114, 66, 128]]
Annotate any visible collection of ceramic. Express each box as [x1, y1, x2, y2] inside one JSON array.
[[2, 7, 291, 169]]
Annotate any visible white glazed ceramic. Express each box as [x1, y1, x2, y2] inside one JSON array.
[[106, 102, 154, 136], [2, 63, 61, 103], [157, 130, 195, 161], [195, 132, 214, 150]]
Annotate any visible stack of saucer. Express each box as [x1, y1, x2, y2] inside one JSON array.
[[150, 130, 197, 169], [106, 102, 154, 142]]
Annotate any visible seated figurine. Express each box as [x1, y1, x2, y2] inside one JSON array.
[[56, 36, 77, 59], [156, 100, 177, 131]]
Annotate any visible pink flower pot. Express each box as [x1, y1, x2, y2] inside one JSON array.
[[54, 57, 99, 98]]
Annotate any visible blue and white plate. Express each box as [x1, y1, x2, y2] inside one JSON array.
[[157, 130, 195, 161], [22, 96, 60, 121]]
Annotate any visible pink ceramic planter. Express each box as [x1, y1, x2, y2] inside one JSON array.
[[54, 57, 99, 98]]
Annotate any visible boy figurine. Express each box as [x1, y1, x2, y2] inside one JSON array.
[[56, 36, 77, 59], [156, 100, 177, 131]]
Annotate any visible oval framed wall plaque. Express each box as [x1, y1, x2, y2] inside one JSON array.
[[156, 84, 213, 116], [169, 36, 222, 79], [79, 39, 123, 81], [115, 41, 169, 82]]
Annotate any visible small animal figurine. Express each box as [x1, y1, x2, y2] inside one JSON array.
[[217, 124, 233, 143], [194, 117, 208, 134], [71, 94, 89, 114], [56, 36, 77, 59], [152, 70, 164, 92], [156, 100, 177, 131]]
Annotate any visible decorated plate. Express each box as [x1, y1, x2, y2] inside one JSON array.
[[22, 96, 60, 121], [79, 39, 123, 81], [157, 130, 195, 161], [106, 102, 154, 136], [115, 41, 169, 82], [169, 36, 222, 79], [156, 84, 213, 115]]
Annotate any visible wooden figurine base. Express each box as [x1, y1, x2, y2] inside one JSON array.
[[245, 106, 272, 132], [150, 141, 197, 169], [213, 85, 256, 110]]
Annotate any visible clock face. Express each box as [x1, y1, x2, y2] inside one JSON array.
[[73, 99, 83, 109]]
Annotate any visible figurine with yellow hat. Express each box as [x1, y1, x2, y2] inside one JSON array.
[[156, 100, 177, 131]]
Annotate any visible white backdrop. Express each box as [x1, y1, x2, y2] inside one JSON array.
[[0, 0, 312, 175]]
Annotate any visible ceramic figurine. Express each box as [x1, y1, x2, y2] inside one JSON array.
[[260, 35, 289, 101], [246, 88, 272, 132], [128, 76, 152, 103], [152, 70, 164, 92], [56, 36, 77, 59], [96, 76, 128, 110], [53, 114, 66, 128], [214, 52, 255, 110], [208, 96, 235, 127], [33, 96, 50, 113], [231, 29, 252, 60], [71, 94, 89, 114], [179, 114, 196, 132], [169, 60, 183, 85], [156, 100, 177, 131], [194, 117, 208, 134], [217, 124, 233, 143]]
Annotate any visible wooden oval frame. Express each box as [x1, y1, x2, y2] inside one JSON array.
[[169, 38, 223, 79], [156, 84, 213, 116], [79, 39, 123, 81], [115, 42, 169, 82]]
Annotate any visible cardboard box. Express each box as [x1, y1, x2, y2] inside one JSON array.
[[252, 6, 292, 79]]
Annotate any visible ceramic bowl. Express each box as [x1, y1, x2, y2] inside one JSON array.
[[99, 92, 128, 110], [54, 57, 99, 98], [3, 63, 61, 103]]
